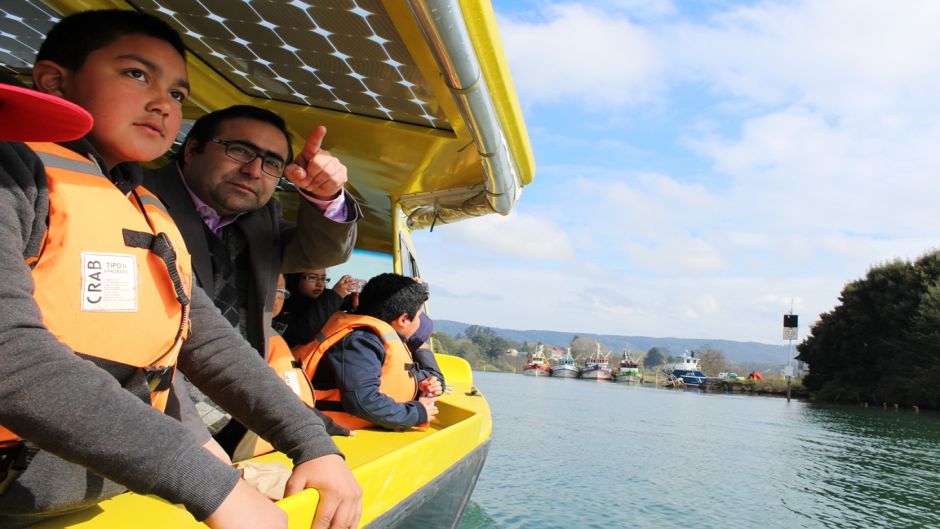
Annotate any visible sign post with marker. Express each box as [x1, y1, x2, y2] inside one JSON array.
[[783, 313, 798, 402]]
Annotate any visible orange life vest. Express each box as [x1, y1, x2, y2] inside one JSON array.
[[292, 312, 418, 430], [233, 334, 316, 460], [0, 142, 193, 447]]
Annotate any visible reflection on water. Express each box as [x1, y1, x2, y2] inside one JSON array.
[[459, 372, 940, 529]]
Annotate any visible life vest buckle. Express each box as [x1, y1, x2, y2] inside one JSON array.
[[145, 366, 175, 393], [404, 362, 419, 378], [0, 442, 37, 495]]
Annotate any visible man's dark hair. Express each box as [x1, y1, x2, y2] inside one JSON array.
[[178, 105, 293, 164], [36, 10, 185, 71], [357, 273, 428, 323]]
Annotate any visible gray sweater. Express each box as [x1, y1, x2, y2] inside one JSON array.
[[0, 141, 341, 521]]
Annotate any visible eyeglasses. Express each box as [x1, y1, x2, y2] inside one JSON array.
[[301, 273, 330, 284], [212, 139, 286, 179], [275, 288, 291, 299]]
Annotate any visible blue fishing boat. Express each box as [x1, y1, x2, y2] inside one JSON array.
[[666, 351, 716, 386]]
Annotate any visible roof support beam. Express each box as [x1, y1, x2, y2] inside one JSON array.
[[405, 0, 521, 225]]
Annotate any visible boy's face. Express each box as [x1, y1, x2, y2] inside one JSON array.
[[393, 306, 425, 339], [54, 34, 189, 169]]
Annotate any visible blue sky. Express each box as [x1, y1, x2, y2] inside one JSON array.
[[410, 0, 940, 343]]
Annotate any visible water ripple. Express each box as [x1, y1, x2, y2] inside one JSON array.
[[459, 373, 940, 529]]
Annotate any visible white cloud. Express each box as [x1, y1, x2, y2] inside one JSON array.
[[693, 105, 940, 238], [663, 1, 940, 117], [430, 211, 575, 261], [670, 1, 940, 247], [497, 3, 662, 106], [682, 295, 721, 319], [575, 172, 719, 238], [562, 172, 730, 274], [414, 240, 846, 342], [624, 237, 727, 273]]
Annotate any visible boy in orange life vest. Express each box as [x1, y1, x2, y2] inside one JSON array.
[[0, 9, 360, 529], [294, 273, 443, 430], [231, 275, 350, 462]]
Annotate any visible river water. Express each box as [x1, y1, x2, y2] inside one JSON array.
[[457, 371, 940, 529]]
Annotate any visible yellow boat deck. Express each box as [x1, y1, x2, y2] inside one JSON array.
[[33, 355, 491, 529]]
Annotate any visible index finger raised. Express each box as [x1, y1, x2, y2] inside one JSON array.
[[295, 125, 328, 166]]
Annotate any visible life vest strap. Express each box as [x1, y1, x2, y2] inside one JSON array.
[[122, 365, 176, 403], [76, 353, 175, 405], [404, 362, 419, 378], [314, 400, 346, 413], [122, 229, 190, 306]]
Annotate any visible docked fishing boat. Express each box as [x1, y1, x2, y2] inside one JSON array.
[[523, 345, 552, 377], [550, 348, 581, 378], [10, 0, 533, 527], [611, 351, 642, 383], [580, 344, 612, 381], [664, 351, 716, 387]]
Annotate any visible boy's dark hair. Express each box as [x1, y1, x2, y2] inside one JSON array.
[[178, 105, 294, 164], [357, 273, 428, 324], [36, 10, 185, 71]]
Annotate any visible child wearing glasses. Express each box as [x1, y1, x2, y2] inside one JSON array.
[[276, 269, 361, 347]]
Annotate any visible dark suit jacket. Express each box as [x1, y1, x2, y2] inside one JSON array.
[[144, 162, 361, 356]]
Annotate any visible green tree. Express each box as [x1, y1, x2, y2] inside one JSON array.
[[643, 347, 666, 368], [463, 325, 511, 360], [887, 277, 940, 407], [431, 332, 458, 355], [798, 251, 940, 407]]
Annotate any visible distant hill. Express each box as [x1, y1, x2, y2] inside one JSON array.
[[434, 320, 790, 365]]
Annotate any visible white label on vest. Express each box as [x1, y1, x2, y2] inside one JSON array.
[[283, 371, 303, 396], [80, 252, 138, 312]]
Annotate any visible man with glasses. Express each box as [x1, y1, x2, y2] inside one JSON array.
[[144, 105, 361, 452]]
